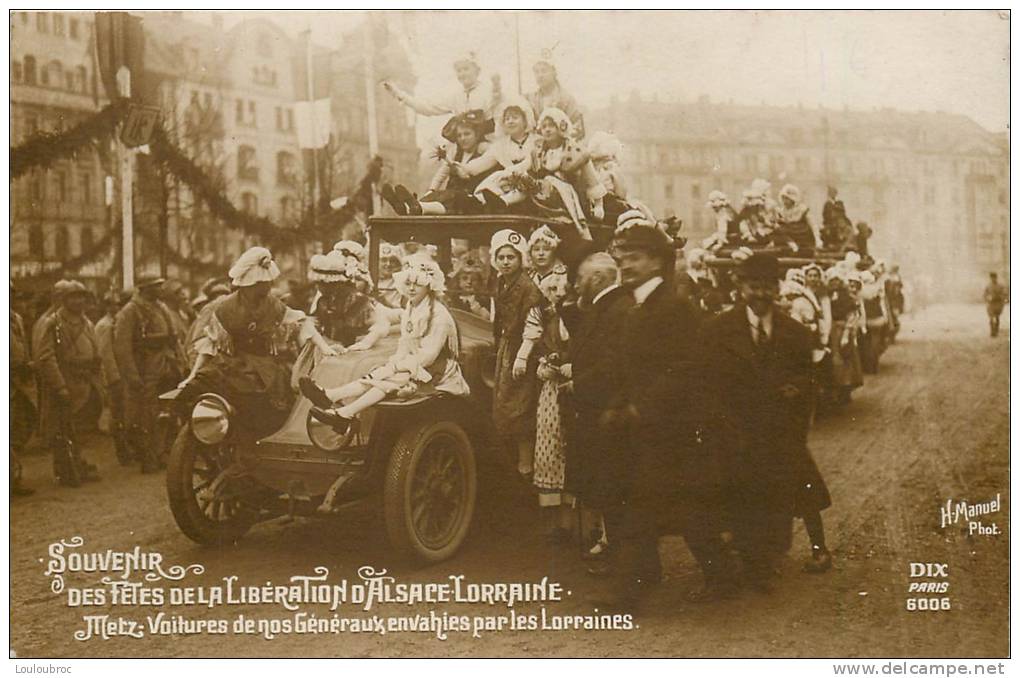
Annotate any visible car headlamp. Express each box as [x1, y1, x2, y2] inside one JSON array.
[[191, 394, 233, 445], [306, 409, 355, 453]]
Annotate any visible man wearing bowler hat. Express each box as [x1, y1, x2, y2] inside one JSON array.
[[593, 210, 730, 607], [114, 277, 187, 473], [698, 249, 815, 592]]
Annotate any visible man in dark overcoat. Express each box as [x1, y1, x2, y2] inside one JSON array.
[[595, 213, 730, 606], [564, 252, 632, 544], [699, 251, 814, 592]]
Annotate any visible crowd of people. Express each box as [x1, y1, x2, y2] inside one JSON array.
[[5, 207, 905, 612], [10, 46, 930, 610]]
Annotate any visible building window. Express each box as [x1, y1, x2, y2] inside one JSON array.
[[257, 33, 273, 58], [285, 109, 294, 132], [81, 172, 93, 204], [29, 172, 43, 200], [23, 55, 36, 85], [280, 196, 294, 221], [11, 60, 22, 82], [75, 66, 87, 93], [69, 17, 80, 39], [247, 101, 257, 127], [664, 182, 674, 199], [241, 192, 258, 215], [203, 92, 213, 109], [80, 226, 94, 253], [53, 13, 65, 36], [39, 64, 49, 86], [691, 183, 701, 199], [276, 151, 296, 186], [56, 171, 68, 201], [237, 145, 258, 182], [29, 225, 45, 258], [275, 106, 282, 131], [235, 99, 244, 125], [56, 226, 70, 259], [36, 13, 48, 32]]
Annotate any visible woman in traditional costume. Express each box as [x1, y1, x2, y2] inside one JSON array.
[[490, 229, 544, 477], [300, 255, 469, 436], [458, 97, 539, 213], [775, 184, 823, 254], [180, 247, 334, 423], [528, 107, 606, 238]]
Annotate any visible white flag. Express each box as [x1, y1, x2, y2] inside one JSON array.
[[295, 98, 331, 149]]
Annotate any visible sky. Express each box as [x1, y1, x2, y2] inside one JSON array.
[[212, 9, 1009, 138]]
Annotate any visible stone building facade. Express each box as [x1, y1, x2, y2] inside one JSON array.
[[590, 94, 1009, 296], [10, 11, 421, 289]]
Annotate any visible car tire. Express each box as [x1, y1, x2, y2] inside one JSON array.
[[166, 424, 255, 546], [383, 420, 477, 564]]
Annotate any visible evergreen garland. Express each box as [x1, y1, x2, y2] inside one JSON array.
[[10, 100, 129, 180]]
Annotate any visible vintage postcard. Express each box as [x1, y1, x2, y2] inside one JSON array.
[[7, 8, 1010, 669]]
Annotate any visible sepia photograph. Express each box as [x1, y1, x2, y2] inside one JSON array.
[[6, 8, 1011, 668]]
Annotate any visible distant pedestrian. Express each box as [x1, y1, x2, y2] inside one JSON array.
[[983, 272, 1008, 337]]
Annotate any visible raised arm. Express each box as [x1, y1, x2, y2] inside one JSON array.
[[382, 81, 454, 117]]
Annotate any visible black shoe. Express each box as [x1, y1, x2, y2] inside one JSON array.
[[380, 184, 408, 216], [393, 185, 418, 215], [299, 377, 333, 409], [310, 407, 354, 436], [803, 548, 833, 573]]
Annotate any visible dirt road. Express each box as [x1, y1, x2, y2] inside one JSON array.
[[10, 303, 1009, 658]]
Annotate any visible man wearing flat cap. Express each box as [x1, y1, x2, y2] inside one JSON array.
[[114, 277, 187, 473], [593, 212, 728, 607], [31, 279, 71, 357], [35, 280, 103, 486], [698, 250, 815, 593]]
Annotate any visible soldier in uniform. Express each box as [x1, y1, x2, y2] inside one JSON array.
[[11, 281, 37, 496], [95, 290, 132, 465], [31, 280, 70, 356], [34, 280, 103, 487], [984, 272, 1008, 337], [114, 277, 187, 473]]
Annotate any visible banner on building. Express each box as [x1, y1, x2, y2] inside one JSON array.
[[294, 98, 332, 149]]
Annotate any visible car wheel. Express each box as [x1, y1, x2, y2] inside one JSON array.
[[166, 424, 256, 546], [383, 420, 477, 563]]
